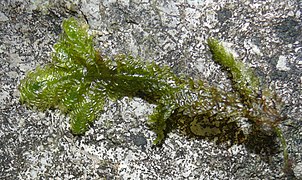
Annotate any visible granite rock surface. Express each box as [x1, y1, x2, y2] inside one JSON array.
[[0, 0, 301, 179]]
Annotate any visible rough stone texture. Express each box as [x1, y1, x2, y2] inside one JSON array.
[[0, 0, 301, 179]]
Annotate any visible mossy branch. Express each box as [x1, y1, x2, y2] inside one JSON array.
[[19, 17, 290, 172]]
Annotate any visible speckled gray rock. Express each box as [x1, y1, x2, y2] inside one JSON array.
[[0, 0, 301, 179]]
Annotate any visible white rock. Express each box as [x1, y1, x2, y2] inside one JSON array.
[[293, 162, 302, 178], [276, 55, 290, 71], [0, 12, 9, 22]]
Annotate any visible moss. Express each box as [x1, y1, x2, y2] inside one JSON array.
[[207, 38, 260, 102], [19, 17, 290, 173]]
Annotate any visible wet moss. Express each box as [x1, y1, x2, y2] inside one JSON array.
[[19, 17, 290, 173]]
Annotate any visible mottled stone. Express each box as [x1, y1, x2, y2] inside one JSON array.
[[0, 0, 301, 179]]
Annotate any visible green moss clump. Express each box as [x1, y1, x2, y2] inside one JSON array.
[[19, 18, 182, 135], [19, 17, 290, 170]]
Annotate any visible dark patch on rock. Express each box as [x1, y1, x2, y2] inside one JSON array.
[[274, 17, 302, 44], [217, 8, 232, 23], [130, 133, 147, 150]]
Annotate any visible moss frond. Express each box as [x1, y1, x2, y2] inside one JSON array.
[[19, 18, 289, 171], [207, 38, 260, 102]]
